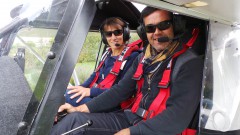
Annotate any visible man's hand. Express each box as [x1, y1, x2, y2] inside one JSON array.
[[67, 86, 91, 103], [55, 103, 90, 123], [114, 128, 130, 135], [54, 103, 77, 123], [58, 103, 78, 113], [76, 104, 90, 113]]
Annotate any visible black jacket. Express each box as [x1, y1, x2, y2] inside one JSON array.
[[86, 47, 203, 135]]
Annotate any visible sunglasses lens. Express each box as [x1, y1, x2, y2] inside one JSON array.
[[145, 25, 156, 33], [113, 30, 123, 36], [145, 20, 172, 33], [157, 21, 171, 30], [104, 30, 123, 37], [104, 32, 112, 37]]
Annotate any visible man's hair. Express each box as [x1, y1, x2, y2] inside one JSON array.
[[138, 7, 186, 39], [141, 7, 173, 24]]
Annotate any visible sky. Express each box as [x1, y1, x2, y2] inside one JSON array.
[[0, 1, 146, 30], [132, 2, 146, 12], [0, 0, 25, 29]]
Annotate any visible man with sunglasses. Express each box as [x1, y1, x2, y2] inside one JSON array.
[[51, 7, 203, 135]]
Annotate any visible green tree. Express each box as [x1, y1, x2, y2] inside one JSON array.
[[78, 32, 101, 63]]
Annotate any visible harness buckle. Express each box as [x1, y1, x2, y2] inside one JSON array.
[[157, 82, 170, 88], [132, 75, 142, 80], [136, 107, 152, 119], [92, 83, 98, 88]]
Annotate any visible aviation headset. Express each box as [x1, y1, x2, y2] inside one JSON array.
[[99, 17, 130, 45], [137, 7, 186, 41]]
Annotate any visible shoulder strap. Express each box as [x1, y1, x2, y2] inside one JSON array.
[[110, 44, 140, 75], [172, 28, 199, 58], [171, 28, 200, 81], [89, 48, 111, 88], [128, 39, 144, 49], [97, 42, 141, 89], [132, 56, 144, 80]]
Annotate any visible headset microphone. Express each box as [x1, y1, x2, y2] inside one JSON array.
[[61, 120, 93, 135]]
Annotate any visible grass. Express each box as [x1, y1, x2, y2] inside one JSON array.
[[71, 62, 96, 85]]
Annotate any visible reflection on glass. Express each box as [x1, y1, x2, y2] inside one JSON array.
[[201, 21, 240, 131]]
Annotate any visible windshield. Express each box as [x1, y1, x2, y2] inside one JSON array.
[[0, 0, 65, 91], [0, 0, 53, 29], [0, 0, 67, 134], [0, 0, 24, 29]]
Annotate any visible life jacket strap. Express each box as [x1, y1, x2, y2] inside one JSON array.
[[158, 69, 171, 88], [178, 128, 197, 135], [89, 71, 100, 88], [132, 58, 144, 80]]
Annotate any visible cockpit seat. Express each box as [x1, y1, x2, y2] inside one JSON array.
[[0, 56, 32, 135]]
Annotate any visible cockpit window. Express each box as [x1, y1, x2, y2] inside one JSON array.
[[8, 27, 57, 90], [0, 0, 62, 91], [200, 21, 240, 132]]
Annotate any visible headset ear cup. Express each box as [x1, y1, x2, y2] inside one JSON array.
[[173, 15, 186, 36], [116, 17, 130, 42], [137, 24, 147, 41], [123, 26, 130, 42]]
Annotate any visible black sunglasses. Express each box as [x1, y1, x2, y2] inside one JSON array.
[[103, 29, 123, 37], [145, 20, 172, 33]]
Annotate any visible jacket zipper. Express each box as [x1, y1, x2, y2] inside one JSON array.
[[142, 76, 151, 108], [142, 62, 162, 109]]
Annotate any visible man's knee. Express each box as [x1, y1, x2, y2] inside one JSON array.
[[66, 112, 89, 124], [51, 112, 88, 135]]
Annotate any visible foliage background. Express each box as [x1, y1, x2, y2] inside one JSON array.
[[10, 28, 140, 89]]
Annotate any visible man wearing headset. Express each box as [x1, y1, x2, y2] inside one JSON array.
[[51, 7, 203, 135]]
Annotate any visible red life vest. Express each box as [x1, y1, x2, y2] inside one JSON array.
[[89, 39, 143, 108], [131, 28, 199, 135]]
